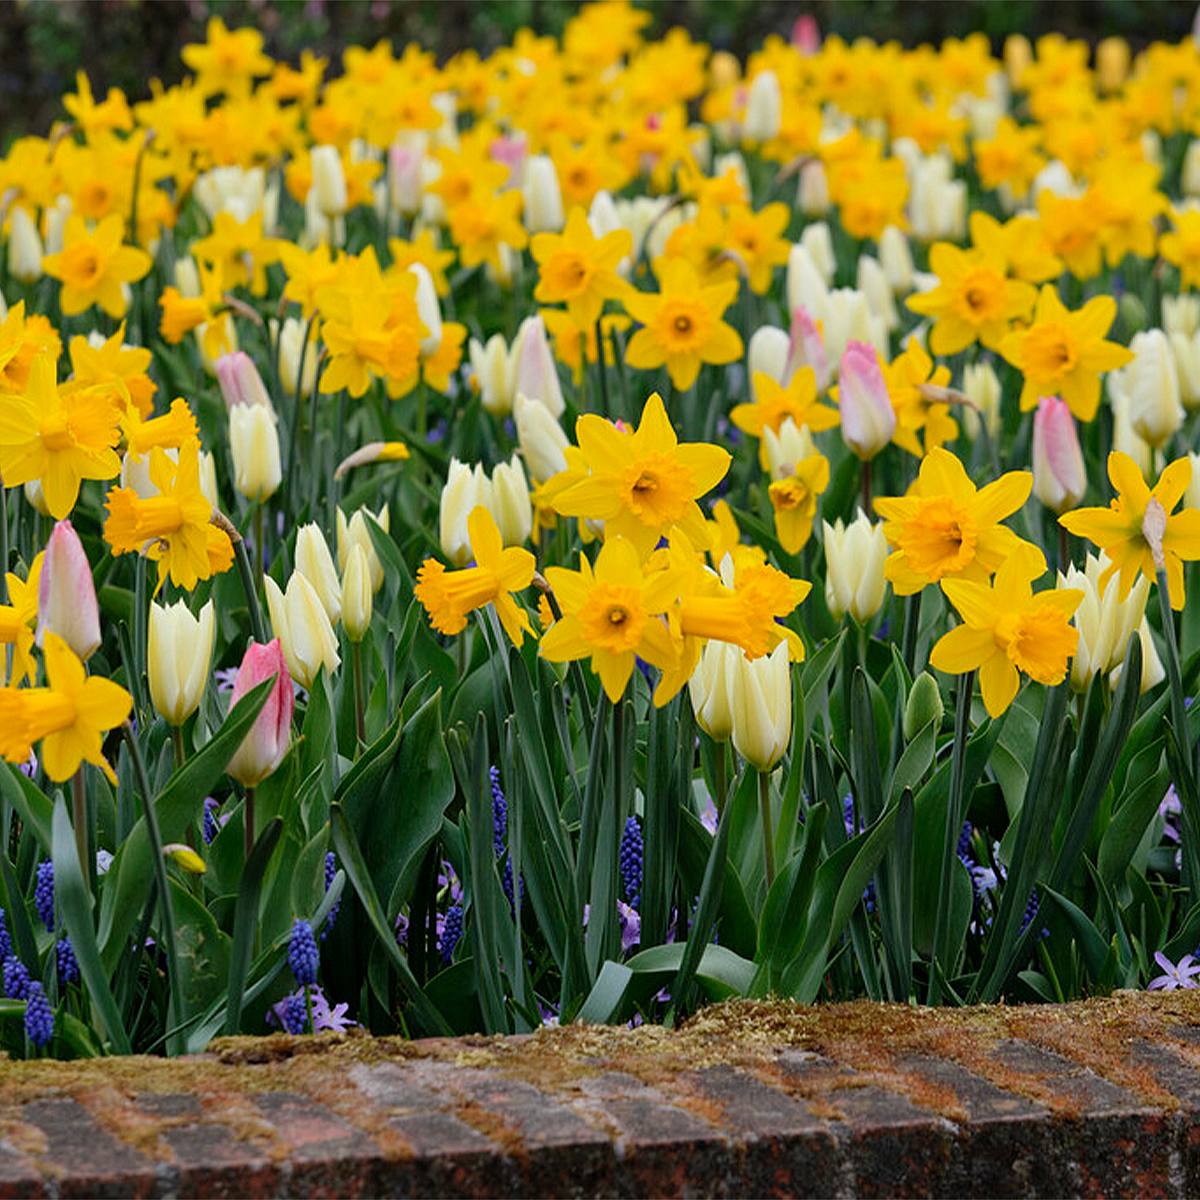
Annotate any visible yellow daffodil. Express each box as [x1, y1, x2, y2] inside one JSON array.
[[415, 506, 536, 645], [531, 207, 631, 328], [930, 550, 1083, 718], [1060, 452, 1200, 611], [42, 214, 151, 319], [69, 324, 156, 420], [182, 17, 273, 98], [447, 190, 528, 272], [999, 285, 1132, 421], [769, 452, 831, 554], [1159, 208, 1200, 290], [875, 447, 1043, 594], [883, 340, 957, 458], [730, 367, 839, 469], [551, 391, 730, 556], [0, 553, 42, 684]]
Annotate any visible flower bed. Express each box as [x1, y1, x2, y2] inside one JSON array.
[[0, 10, 1199, 1071]]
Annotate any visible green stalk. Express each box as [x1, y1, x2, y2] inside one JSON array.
[[352, 639, 366, 748], [594, 318, 611, 418], [759, 769, 776, 888], [0, 482, 7, 603], [232, 535, 268, 644], [71, 771, 90, 894], [244, 786, 256, 864]]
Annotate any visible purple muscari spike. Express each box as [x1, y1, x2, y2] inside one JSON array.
[[56, 937, 79, 986], [394, 911, 410, 947], [4, 956, 31, 1001], [440, 905, 463, 964], [490, 766, 507, 857], [619, 816, 643, 909], [203, 798, 221, 845], [322, 852, 342, 940], [34, 861, 54, 932], [282, 992, 308, 1034], [287, 919, 319, 987], [0, 909, 11, 962], [24, 981, 53, 1048]]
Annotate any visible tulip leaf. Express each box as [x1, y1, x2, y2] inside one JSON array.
[[0, 763, 53, 854], [223, 816, 282, 1035]]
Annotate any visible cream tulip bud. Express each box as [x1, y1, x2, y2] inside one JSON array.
[[878, 225, 914, 294], [857, 255, 898, 331], [688, 639, 739, 742], [838, 341, 895, 460], [522, 154, 564, 233], [265, 571, 340, 689], [199, 450, 220, 512], [294, 523, 342, 624], [469, 333, 515, 416], [229, 403, 282, 501], [1108, 617, 1166, 695], [1164, 294, 1200, 337], [341, 543, 373, 643], [783, 306, 830, 391], [37, 519, 101, 661], [8, 207, 43, 283], [747, 325, 790, 387], [1109, 375, 1153, 478], [148, 599, 216, 726], [1125, 329, 1184, 448], [730, 641, 792, 772], [1060, 553, 1154, 693], [491, 455, 533, 546], [1184, 143, 1200, 198], [822, 509, 889, 622], [336, 505, 389, 592], [511, 315, 565, 419], [439, 459, 492, 566], [226, 639, 294, 788], [388, 139, 426, 215], [1170, 329, 1200, 411], [409, 263, 442, 356], [763, 417, 817, 480], [23, 479, 50, 516], [797, 161, 830, 217], [801, 222, 836, 285], [514, 393, 569, 483], [961, 361, 1002, 440], [216, 350, 274, 413], [275, 316, 318, 398], [1031, 395, 1086, 514], [311, 144, 348, 217], [743, 70, 782, 142], [823, 288, 885, 363], [786, 243, 830, 318], [1186, 452, 1200, 511]]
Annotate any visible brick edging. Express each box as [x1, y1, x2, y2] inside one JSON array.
[[2, 992, 1200, 1197]]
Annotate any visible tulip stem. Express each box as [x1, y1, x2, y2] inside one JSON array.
[[352, 640, 366, 748], [71, 771, 91, 894], [1057, 526, 1070, 573], [759, 769, 776, 889], [171, 726, 186, 771], [233, 537, 269, 645], [714, 745, 727, 814], [860, 459, 873, 517], [244, 787, 256, 864], [253, 505, 266, 596]]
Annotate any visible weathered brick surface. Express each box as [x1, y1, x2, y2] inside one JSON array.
[[3, 993, 1200, 1197]]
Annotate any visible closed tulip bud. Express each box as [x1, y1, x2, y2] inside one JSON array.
[[294, 524, 341, 624], [491, 455, 533, 546], [514, 393, 569, 483], [37, 519, 101, 661], [801, 222, 836, 285], [522, 154, 564, 233], [878, 224, 914, 295], [857, 255, 898, 331], [439, 459, 492, 566], [1096, 37, 1130, 92], [311, 144, 348, 217], [1108, 375, 1154, 477], [730, 641, 792, 772], [511, 315, 565, 419], [961, 361, 1001, 440], [1184, 142, 1200, 197], [688, 639, 739, 742], [275, 317, 318, 400], [747, 325, 790, 387], [148, 599, 215, 725], [797, 161, 830, 216], [822, 509, 889, 622], [588, 191, 628, 272], [226, 639, 294, 788], [469, 333, 515, 416], [199, 450, 220, 512], [1031, 396, 1086, 514], [336, 505, 389, 592], [388, 139, 426, 215], [903, 672, 944, 741], [163, 843, 207, 874], [229, 403, 282, 501], [9, 207, 43, 283], [265, 571, 340, 689], [786, 243, 830, 317], [23, 479, 50, 516], [216, 351, 274, 413], [1186, 452, 1200, 510], [304, 185, 344, 247], [409, 263, 442, 356], [341, 543, 373, 642], [824, 288, 885, 364], [783, 306, 830, 391], [43, 197, 70, 256], [838, 341, 895, 460], [1004, 34, 1033, 85], [1109, 617, 1166, 695], [1125, 329, 1184, 448], [743, 70, 782, 142], [763, 417, 817, 480], [1164, 295, 1200, 337]]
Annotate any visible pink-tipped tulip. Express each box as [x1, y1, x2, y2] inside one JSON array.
[[226, 639, 294, 787], [1032, 395, 1087, 514], [37, 519, 101, 661], [216, 351, 274, 413], [792, 14, 821, 54], [838, 340, 895, 461], [784, 306, 830, 391], [512, 315, 565, 419]]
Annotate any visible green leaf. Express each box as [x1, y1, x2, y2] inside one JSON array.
[[576, 960, 635, 1025], [223, 817, 283, 1035], [756, 801, 828, 982], [0, 764, 53, 854], [170, 879, 231, 1017], [1038, 884, 1110, 984], [624, 943, 756, 1001], [1098, 750, 1170, 886]]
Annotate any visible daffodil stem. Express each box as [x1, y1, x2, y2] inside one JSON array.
[[233, 536, 268, 645], [1156, 568, 1192, 779], [284, 315, 316, 512], [928, 667, 975, 1005], [122, 720, 185, 1056], [860, 459, 873, 517], [71, 771, 91, 894], [133, 554, 148, 721], [759, 769, 776, 889], [352, 640, 366, 748], [594, 318, 610, 418], [901, 593, 920, 676], [171, 726, 186, 771], [244, 786, 256, 864]]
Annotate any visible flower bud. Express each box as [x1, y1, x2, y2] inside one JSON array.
[[1186, 452, 1200, 511], [763, 417, 817, 480], [822, 509, 888, 622], [163, 844, 207, 874], [273, 319, 315, 402], [1004, 35, 1033, 85], [961, 361, 1001, 440], [1164, 294, 1200, 337], [786, 243, 830, 319], [23, 479, 50, 516], [1108, 374, 1153, 477], [797, 161, 830, 217], [336, 504, 389, 592], [688, 639, 739, 742], [491, 455, 533, 546], [148, 599, 215, 726], [1125, 329, 1184, 448], [229, 403, 282, 501], [226, 639, 294, 788], [511, 315, 565, 419], [311, 144, 348, 217], [388, 139, 426, 215], [824, 288, 885, 363], [469, 333, 515, 416], [341, 543, 373, 642], [1031, 395, 1086, 514], [857, 255, 898, 331], [37, 519, 101, 661], [747, 325, 790, 386], [216, 351, 274, 413], [265, 571, 340, 689], [729, 641, 791, 772], [1096, 37, 1130, 92], [800, 222, 836, 285], [334, 441, 410, 479], [1184, 142, 1200, 197], [294, 523, 342, 624], [8, 207, 43, 284], [838, 341, 895, 460], [514, 393, 569, 483], [783, 306, 830, 391], [522, 154, 564, 234], [439, 459, 493, 566], [903, 672, 945, 741], [878, 224, 914, 294], [409, 263, 442, 356], [743, 70, 782, 142]]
